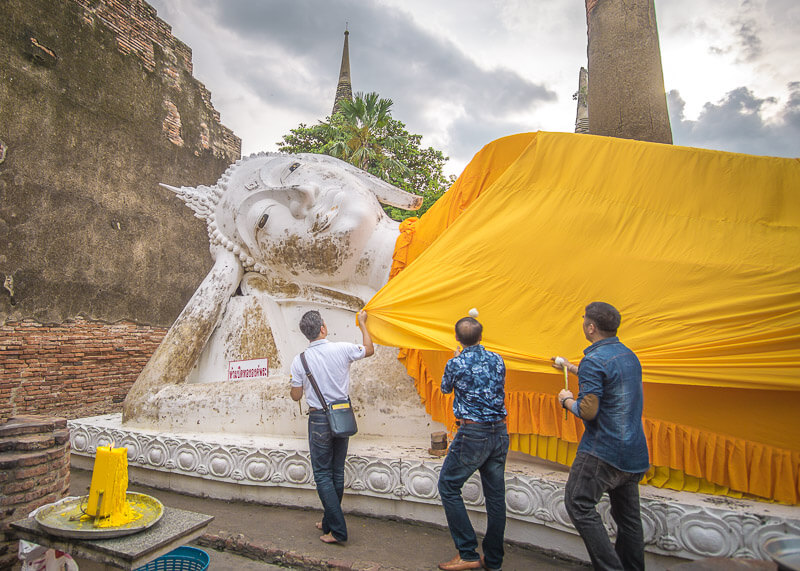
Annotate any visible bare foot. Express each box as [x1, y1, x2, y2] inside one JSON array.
[[315, 521, 323, 530], [320, 532, 343, 544]]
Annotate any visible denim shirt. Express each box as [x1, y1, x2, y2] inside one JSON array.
[[576, 337, 650, 474], [442, 345, 507, 422]]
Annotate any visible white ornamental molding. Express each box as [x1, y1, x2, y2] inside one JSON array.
[[69, 419, 799, 562]]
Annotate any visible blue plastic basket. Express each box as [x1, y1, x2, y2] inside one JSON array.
[[133, 546, 210, 571]]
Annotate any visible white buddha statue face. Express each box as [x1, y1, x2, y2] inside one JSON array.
[[239, 156, 386, 281], [167, 153, 421, 291]]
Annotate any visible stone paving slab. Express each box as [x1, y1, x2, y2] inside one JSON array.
[[70, 467, 588, 570]]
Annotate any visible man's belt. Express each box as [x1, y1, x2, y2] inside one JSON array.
[[459, 418, 506, 426]]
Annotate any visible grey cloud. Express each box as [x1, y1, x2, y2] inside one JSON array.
[[784, 81, 800, 128], [199, 0, 350, 50], [228, 52, 328, 116], [445, 114, 540, 163], [668, 85, 800, 158], [703, 19, 762, 64], [197, 0, 555, 136], [674, 2, 766, 65], [734, 18, 762, 62]]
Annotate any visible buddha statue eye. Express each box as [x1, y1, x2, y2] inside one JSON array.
[[257, 213, 269, 229]]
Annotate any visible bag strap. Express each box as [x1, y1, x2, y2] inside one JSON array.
[[299, 351, 328, 412]]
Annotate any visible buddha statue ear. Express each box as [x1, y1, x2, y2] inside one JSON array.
[[362, 173, 423, 210], [319, 157, 423, 210]]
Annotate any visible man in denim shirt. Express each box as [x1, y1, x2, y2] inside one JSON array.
[[554, 302, 650, 571], [437, 317, 509, 571]]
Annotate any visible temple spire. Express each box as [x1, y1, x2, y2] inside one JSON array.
[[332, 27, 353, 116]]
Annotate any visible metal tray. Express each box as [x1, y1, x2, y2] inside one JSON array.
[[764, 535, 800, 571], [34, 492, 164, 539]]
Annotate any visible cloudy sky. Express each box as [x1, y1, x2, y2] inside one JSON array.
[[148, 0, 799, 177]]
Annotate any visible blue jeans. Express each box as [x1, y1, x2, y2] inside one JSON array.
[[308, 411, 349, 541], [565, 452, 646, 571], [438, 422, 509, 569]]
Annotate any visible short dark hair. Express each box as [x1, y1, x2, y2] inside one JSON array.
[[584, 302, 621, 335], [455, 317, 483, 346], [299, 310, 324, 341]]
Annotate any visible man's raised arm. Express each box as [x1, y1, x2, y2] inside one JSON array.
[[357, 310, 375, 357]]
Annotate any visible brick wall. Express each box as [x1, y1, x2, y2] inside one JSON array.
[[73, 0, 192, 74], [70, 0, 240, 159], [0, 320, 166, 422], [0, 415, 70, 569]]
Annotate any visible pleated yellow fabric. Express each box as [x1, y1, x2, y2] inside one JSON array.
[[366, 132, 800, 504]]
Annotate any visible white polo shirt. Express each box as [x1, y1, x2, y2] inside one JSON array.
[[290, 339, 366, 409]]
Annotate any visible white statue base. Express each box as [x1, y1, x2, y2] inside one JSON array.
[[124, 345, 440, 440], [69, 414, 800, 569]]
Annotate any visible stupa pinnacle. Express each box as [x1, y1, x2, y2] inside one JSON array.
[[332, 27, 353, 116]]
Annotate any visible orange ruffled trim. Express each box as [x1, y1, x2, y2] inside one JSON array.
[[389, 217, 418, 279], [398, 347, 799, 505]]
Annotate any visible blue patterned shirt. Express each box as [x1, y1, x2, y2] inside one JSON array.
[[441, 345, 507, 422]]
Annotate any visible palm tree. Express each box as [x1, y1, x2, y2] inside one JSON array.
[[326, 92, 410, 179]]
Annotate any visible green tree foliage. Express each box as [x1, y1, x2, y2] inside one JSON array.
[[276, 92, 450, 220]]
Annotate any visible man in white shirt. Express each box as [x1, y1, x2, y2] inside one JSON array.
[[290, 309, 374, 544]]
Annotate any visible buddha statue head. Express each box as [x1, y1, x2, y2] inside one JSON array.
[[164, 153, 422, 295]]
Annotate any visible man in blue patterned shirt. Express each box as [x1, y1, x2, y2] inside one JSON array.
[[437, 317, 508, 571]]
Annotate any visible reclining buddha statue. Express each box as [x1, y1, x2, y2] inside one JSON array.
[[122, 153, 434, 438]]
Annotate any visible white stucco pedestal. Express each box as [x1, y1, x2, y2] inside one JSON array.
[[69, 415, 800, 569]]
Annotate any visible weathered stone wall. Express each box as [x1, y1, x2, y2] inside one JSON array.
[[0, 0, 240, 421], [0, 415, 70, 569]]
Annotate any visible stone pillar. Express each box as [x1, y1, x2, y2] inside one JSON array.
[[0, 415, 70, 569], [585, 0, 673, 144]]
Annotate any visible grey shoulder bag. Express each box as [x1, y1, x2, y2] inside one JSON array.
[[299, 351, 358, 438]]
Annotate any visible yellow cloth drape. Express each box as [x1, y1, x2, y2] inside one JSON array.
[[365, 132, 800, 504]]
